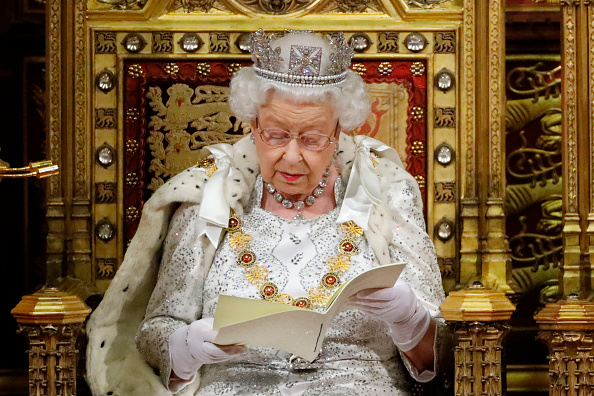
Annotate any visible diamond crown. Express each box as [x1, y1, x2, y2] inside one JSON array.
[[250, 29, 355, 87]]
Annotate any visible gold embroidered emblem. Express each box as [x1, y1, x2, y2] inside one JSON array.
[[245, 265, 270, 284], [308, 287, 331, 308], [340, 221, 364, 237], [145, 83, 249, 190], [327, 255, 350, 273], [198, 157, 217, 177], [370, 152, 379, 169]]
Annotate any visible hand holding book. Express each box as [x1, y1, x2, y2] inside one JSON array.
[[212, 262, 406, 361], [348, 277, 431, 352]]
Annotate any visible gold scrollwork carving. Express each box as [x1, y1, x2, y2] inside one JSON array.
[[17, 323, 84, 396], [506, 108, 561, 187], [506, 96, 562, 273], [169, 0, 216, 12], [406, 0, 454, 8], [96, 0, 147, 10], [506, 63, 561, 102], [48, 0, 61, 199], [336, 0, 371, 12], [463, 1, 476, 196], [538, 328, 594, 394], [228, 0, 312, 14], [508, 202, 562, 270], [95, 182, 117, 204], [564, 4, 578, 213], [75, 0, 87, 199], [434, 31, 456, 53]]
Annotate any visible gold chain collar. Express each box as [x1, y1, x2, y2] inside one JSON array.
[[226, 211, 363, 310]]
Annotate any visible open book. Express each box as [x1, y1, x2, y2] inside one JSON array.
[[212, 262, 406, 361]]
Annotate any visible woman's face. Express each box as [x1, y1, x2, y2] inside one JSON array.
[[252, 93, 338, 199]]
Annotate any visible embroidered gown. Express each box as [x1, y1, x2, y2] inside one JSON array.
[[137, 175, 445, 395]]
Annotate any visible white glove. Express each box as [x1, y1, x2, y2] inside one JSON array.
[[169, 317, 247, 380], [348, 278, 431, 352]]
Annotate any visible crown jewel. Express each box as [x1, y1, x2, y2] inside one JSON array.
[[250, 29, 354, 87]]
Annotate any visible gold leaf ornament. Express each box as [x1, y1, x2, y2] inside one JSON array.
[[198, 157, 217, 177], [229, 231, 253, 250], [327, 254, 351, 273], [272, 293, 293, 305], [245, 265, 269, 285], [341, 221, 364, 237], [308, 287, 331, 308]]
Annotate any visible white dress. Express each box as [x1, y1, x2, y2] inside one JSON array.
[[194, 175, 438, 395], [92, 135, 446, 396]]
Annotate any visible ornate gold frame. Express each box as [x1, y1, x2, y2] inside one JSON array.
[[45, 0, 464, 293]]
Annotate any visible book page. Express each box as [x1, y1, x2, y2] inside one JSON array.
[[213, 262, 406, 361]]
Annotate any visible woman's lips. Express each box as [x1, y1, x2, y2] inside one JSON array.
[[279, 172, 302, 182]]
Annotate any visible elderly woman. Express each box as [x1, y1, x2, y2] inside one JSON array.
[[87, 30, 445, 395]]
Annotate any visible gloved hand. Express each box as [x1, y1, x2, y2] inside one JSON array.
[[348, 278, 431, 352], [169, 317, 247, 380]]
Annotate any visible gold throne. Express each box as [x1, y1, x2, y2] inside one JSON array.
[[12, 0, 594, 395]]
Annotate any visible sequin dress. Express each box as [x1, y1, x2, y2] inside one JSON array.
[[199, 172, 441, 395], [138, 172, 444, 395]]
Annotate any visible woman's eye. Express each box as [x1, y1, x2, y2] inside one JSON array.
[[301, 135, 320, 145], [268, 130, 287, 138]]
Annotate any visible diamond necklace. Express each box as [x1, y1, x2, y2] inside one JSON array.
[[265, 168, 330, 220]]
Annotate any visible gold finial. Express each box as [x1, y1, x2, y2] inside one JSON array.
[[440, 281, 515, 322], [535, 293, 594, 331], [11, 286, 91, 325]]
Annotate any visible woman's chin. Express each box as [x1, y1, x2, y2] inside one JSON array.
[[274, 184, 311, 200]]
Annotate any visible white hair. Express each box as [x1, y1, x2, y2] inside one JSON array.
[[229, 67, 371, 132]]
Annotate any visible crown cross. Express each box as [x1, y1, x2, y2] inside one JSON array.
[[289, 45, 322, 76]]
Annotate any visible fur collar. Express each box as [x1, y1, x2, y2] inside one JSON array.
[[86, 134, 415, 395]]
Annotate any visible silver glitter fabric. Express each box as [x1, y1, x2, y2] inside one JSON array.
[[137, 171, 445, 394], [195, 176, 443, 395]]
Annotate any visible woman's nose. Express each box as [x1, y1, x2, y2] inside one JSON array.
[[281, 138, 303, 163]]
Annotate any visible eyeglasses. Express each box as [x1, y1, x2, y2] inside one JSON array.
[[255, 117, 338, 152]]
